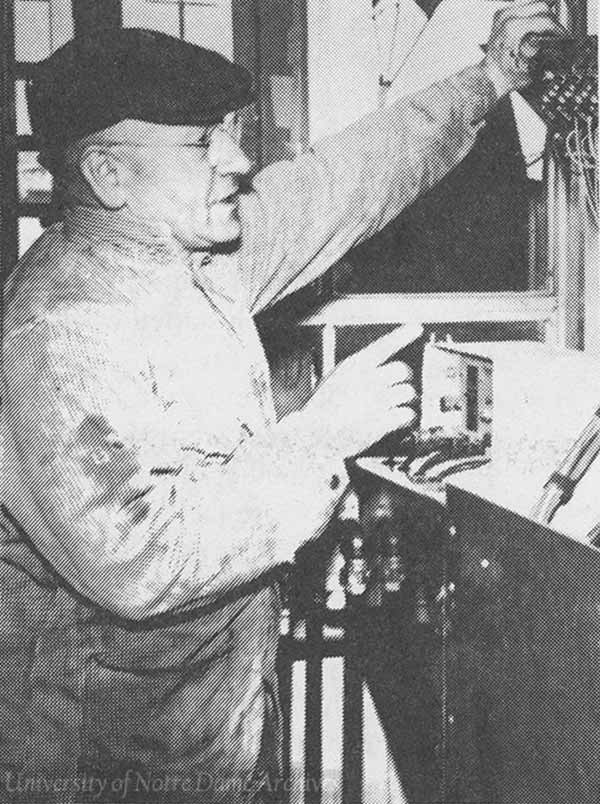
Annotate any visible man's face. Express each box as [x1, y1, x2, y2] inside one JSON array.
[[99, 115, 252, 251]]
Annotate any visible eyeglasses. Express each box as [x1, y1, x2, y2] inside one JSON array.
[[91, 113, 246, 152]]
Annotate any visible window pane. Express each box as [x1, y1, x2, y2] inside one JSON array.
[[122, 0, 179, 36], [15, 0, 73, 60], [18, 152, 53, 204], [19, 217, 44, 258], [184, 2, 233, 58], [49, 0, 74, 51], [15, 1, 52, 62], [16, 80, 32, 136]]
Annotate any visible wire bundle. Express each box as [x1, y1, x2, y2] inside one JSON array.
[[565, 115, 598, 225]]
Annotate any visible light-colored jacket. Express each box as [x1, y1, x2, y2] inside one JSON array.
[[0, 64, 495, 800]]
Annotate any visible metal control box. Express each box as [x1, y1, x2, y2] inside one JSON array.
[[421, 340, 494, 440]]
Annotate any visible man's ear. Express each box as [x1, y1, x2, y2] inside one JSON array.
[[79, 148, 127, 209]]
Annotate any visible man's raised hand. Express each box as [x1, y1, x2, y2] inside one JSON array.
[[484, 1, 566, 96]]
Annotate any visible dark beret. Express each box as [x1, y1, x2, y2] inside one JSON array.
[[27, 28, 255, 169]]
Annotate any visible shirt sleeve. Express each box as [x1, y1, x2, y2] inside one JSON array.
[[238, 63, 497, 313], [2, 311, 348, 620]]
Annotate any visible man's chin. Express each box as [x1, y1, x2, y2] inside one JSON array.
[[203, 213, 243, 248], [175, 221, 242, 252]]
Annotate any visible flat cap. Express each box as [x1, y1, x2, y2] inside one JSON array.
[[27, 28, 255, 169]]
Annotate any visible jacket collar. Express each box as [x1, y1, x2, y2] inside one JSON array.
[[62, 205, 246, 307], [63, 205, 204, 266]]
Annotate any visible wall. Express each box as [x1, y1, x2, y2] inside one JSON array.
[[307, 0, 379, 143]]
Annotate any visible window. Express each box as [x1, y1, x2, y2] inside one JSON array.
[[122, 0, 180, 37], [18, 217, 44, 256], [15, 79, 32, 136], [184, 2, 233, 58], [18, 151, 52, 205], [15, 0, 52, 62], [15, 0, 73, 62], [122, 0, 233, 58], [12, 0, 73, 258]]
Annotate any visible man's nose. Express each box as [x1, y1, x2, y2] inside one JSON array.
[[209, 128, 252, 177]]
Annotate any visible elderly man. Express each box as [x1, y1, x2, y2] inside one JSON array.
[[0, 3, 560, 802]]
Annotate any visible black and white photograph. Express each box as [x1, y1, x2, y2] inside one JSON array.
[[0, 0, 598, 802]]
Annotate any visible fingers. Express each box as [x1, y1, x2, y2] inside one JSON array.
[[494, 0, 565, 38], [372, 363, 418, 407], [377, 361, 414, 385], [495, 1, 555, 25], [351, 324, 424, 368], [388, 405, 418, 431], [510, 15, 565, 42], [506, 17, 566, 74], [518, 22, 567, 59], [485, 0, 567, 94], [388, 383, 418, 407]]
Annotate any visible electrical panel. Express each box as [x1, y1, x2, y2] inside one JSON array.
[[521, 34, 598, 155], [420, 340, 494, 440], [520, 33, 598, 227]]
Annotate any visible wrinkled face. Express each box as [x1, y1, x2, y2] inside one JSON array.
[[97, 114, 252, 250]]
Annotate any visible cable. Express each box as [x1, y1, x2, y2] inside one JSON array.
[[574, 118, 599, 224], [564, 119, 596, 177], [385, 1, 402, 80], [531, 406, 600, 525], [586, 115, 597, 157], [372, 4, 387, 86], [373, 0, 410, 92], [583, 167, 599, 225], [387, 18, 432, 88], [576, 118, 595, 168], [526, 152, 545, 168], [585, 116, 599, 202]]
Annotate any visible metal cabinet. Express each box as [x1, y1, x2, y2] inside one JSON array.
[[318, 462, 600, 803]]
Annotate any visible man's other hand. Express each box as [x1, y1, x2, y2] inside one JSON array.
[[484, 1, 566, 97], [299, 325, 423, 459]]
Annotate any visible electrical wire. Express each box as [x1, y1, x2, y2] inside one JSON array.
[[385, 1, 402, 80], [525, 152, 545, 168], [369, 0, 435, 91], [372, 3, 387, 86], [579, 119, 597, 166], [387, 17, 432, 87], [372, 0, 407, 92], [576, 118, 599, 224], [563, 115, 598, 225], [566, 118, 596, 170], [583, 166, 599, 225]]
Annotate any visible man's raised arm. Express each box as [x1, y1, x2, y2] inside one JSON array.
[[239, 1, 563, 313]]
